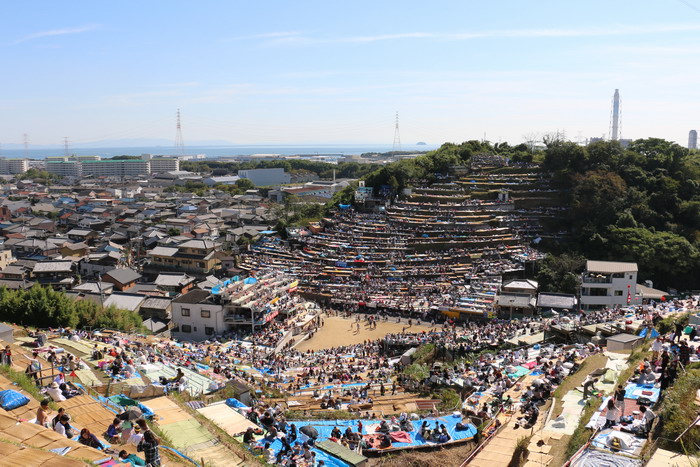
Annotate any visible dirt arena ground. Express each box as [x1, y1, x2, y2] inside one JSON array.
[[294, 314, 439, 352]]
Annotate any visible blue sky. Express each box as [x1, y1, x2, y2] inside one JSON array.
[[3, 0, 700, 147]]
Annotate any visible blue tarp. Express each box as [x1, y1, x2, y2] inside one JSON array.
[[225, 398, 249, 409], [259, 416, 476, 467], [624, 382, 660, 403], [638, 328, 660, 338], [244, 277, 258, 284]]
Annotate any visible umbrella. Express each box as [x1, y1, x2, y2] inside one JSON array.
[[300, 425, 319, 439], [120, 407, 143, 421]]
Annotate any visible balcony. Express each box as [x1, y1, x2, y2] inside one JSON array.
[[582, 275, 612, 284]]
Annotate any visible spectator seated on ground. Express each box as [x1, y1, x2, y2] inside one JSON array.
[[47, 382, 66, 402], [118, 450, 146, 466]]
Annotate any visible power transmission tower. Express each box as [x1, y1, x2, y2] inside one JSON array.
[[392, 112, 401, 152], [23, 133, 29, 158], [175, 109, 185, 155], [63, 137, 70, 157]]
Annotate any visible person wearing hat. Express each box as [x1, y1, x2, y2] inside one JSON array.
[[47, 381, 66, 402], [128, 424, 143, 446]]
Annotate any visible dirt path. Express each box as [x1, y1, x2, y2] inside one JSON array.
[[294, 315, 439, 352]]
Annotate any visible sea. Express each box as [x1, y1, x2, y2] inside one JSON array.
[[0, 143, 437, 160]]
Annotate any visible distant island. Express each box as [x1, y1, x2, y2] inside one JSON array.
[[416, 141, 427, 145]]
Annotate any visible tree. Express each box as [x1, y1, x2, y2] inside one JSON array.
[[235, 178, 255, 191]]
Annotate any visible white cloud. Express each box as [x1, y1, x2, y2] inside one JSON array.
[[248, 23, 700, 46], [15, 24, 101, 44]]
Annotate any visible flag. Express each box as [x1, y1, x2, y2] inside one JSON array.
[[627, 285, 632, 304]]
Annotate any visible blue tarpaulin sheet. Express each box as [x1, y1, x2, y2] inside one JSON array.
[[624, 382, 660, 402]]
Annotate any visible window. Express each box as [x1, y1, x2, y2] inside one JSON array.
[[181, 308, 190, 317], [614, 290, 623, 296], [181, 324, 192, 333], [201, 310, 211, 318], [205, 327, 214, 336]]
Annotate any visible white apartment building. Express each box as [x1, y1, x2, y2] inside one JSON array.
[[0, 158, 28, 174], [81, 160, 150, 177], [149, 158, 180, 174], [46, 161, 82, 177], [580, 260, 639, 310]]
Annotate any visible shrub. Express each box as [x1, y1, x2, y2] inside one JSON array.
[[403, 363, 429, 382], [660, 369, 700, 454]]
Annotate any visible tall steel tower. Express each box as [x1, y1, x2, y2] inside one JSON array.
[[174, 109, 185, 155], [63, 137, 70, 157], [392, 112, 401, 152], [23, 134, 29, 158], [610, 89, 620, 141]]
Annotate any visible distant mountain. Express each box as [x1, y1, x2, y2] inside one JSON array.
[[1, 138, 236, 149]]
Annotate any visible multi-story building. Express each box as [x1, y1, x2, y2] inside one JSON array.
[[238, 168, 291, 186], [148, 157, 180, 174], [81, 160, 150, 177], [690, 130, 698, 150], [46, 161, 82, 177], [0, 158, 28, 174], [171, 289, 224, 341], [580, 260, 639, 310], [147, 239, 220, 277]]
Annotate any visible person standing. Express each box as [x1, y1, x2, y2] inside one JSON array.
[[604, 399, 619, 428], [614, 385, 625, 414], [137, 430, 161, 467]]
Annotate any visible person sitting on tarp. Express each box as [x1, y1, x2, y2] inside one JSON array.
[[330, 426, 342, 439], [379, 433, 392, 448], [438, 425, 451, 443]]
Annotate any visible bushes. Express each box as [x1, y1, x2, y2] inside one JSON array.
[[660, 369, 700, 454], [412, 344, 436, 364], [656, 312, 690, 335], [403, 363, 429, 383], [435, 388, 461, 411], [0, 285, 144, 332]]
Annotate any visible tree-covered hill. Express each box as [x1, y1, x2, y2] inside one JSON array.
[[543, 138, 700, 289]]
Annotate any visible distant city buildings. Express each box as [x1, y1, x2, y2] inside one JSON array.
[[238, 167, 291, 186], [0, 158, 28, 175], [689, 130, 698, 150]]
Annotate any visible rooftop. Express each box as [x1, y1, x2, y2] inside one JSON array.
[[586, 260, 638, 274]]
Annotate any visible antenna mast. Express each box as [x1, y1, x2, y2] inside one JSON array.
[[175, 109, 185, 155], [392, 112, 401, 152]]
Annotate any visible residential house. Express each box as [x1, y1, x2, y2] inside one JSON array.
[[171, 289, 224, 341], [154, 273, 196, 296], [66, 228, 99, 244], [101, 268, 142, 291], [31, 261, 75, 288], [580, 260, 639, 310]]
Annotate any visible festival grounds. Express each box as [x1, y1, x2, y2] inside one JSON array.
[[294, 315, 439, 352]]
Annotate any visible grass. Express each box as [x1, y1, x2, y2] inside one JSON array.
[[659, 368, 700, 454], [509, 435, 532, 467], [0, 364, 58, 410]]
